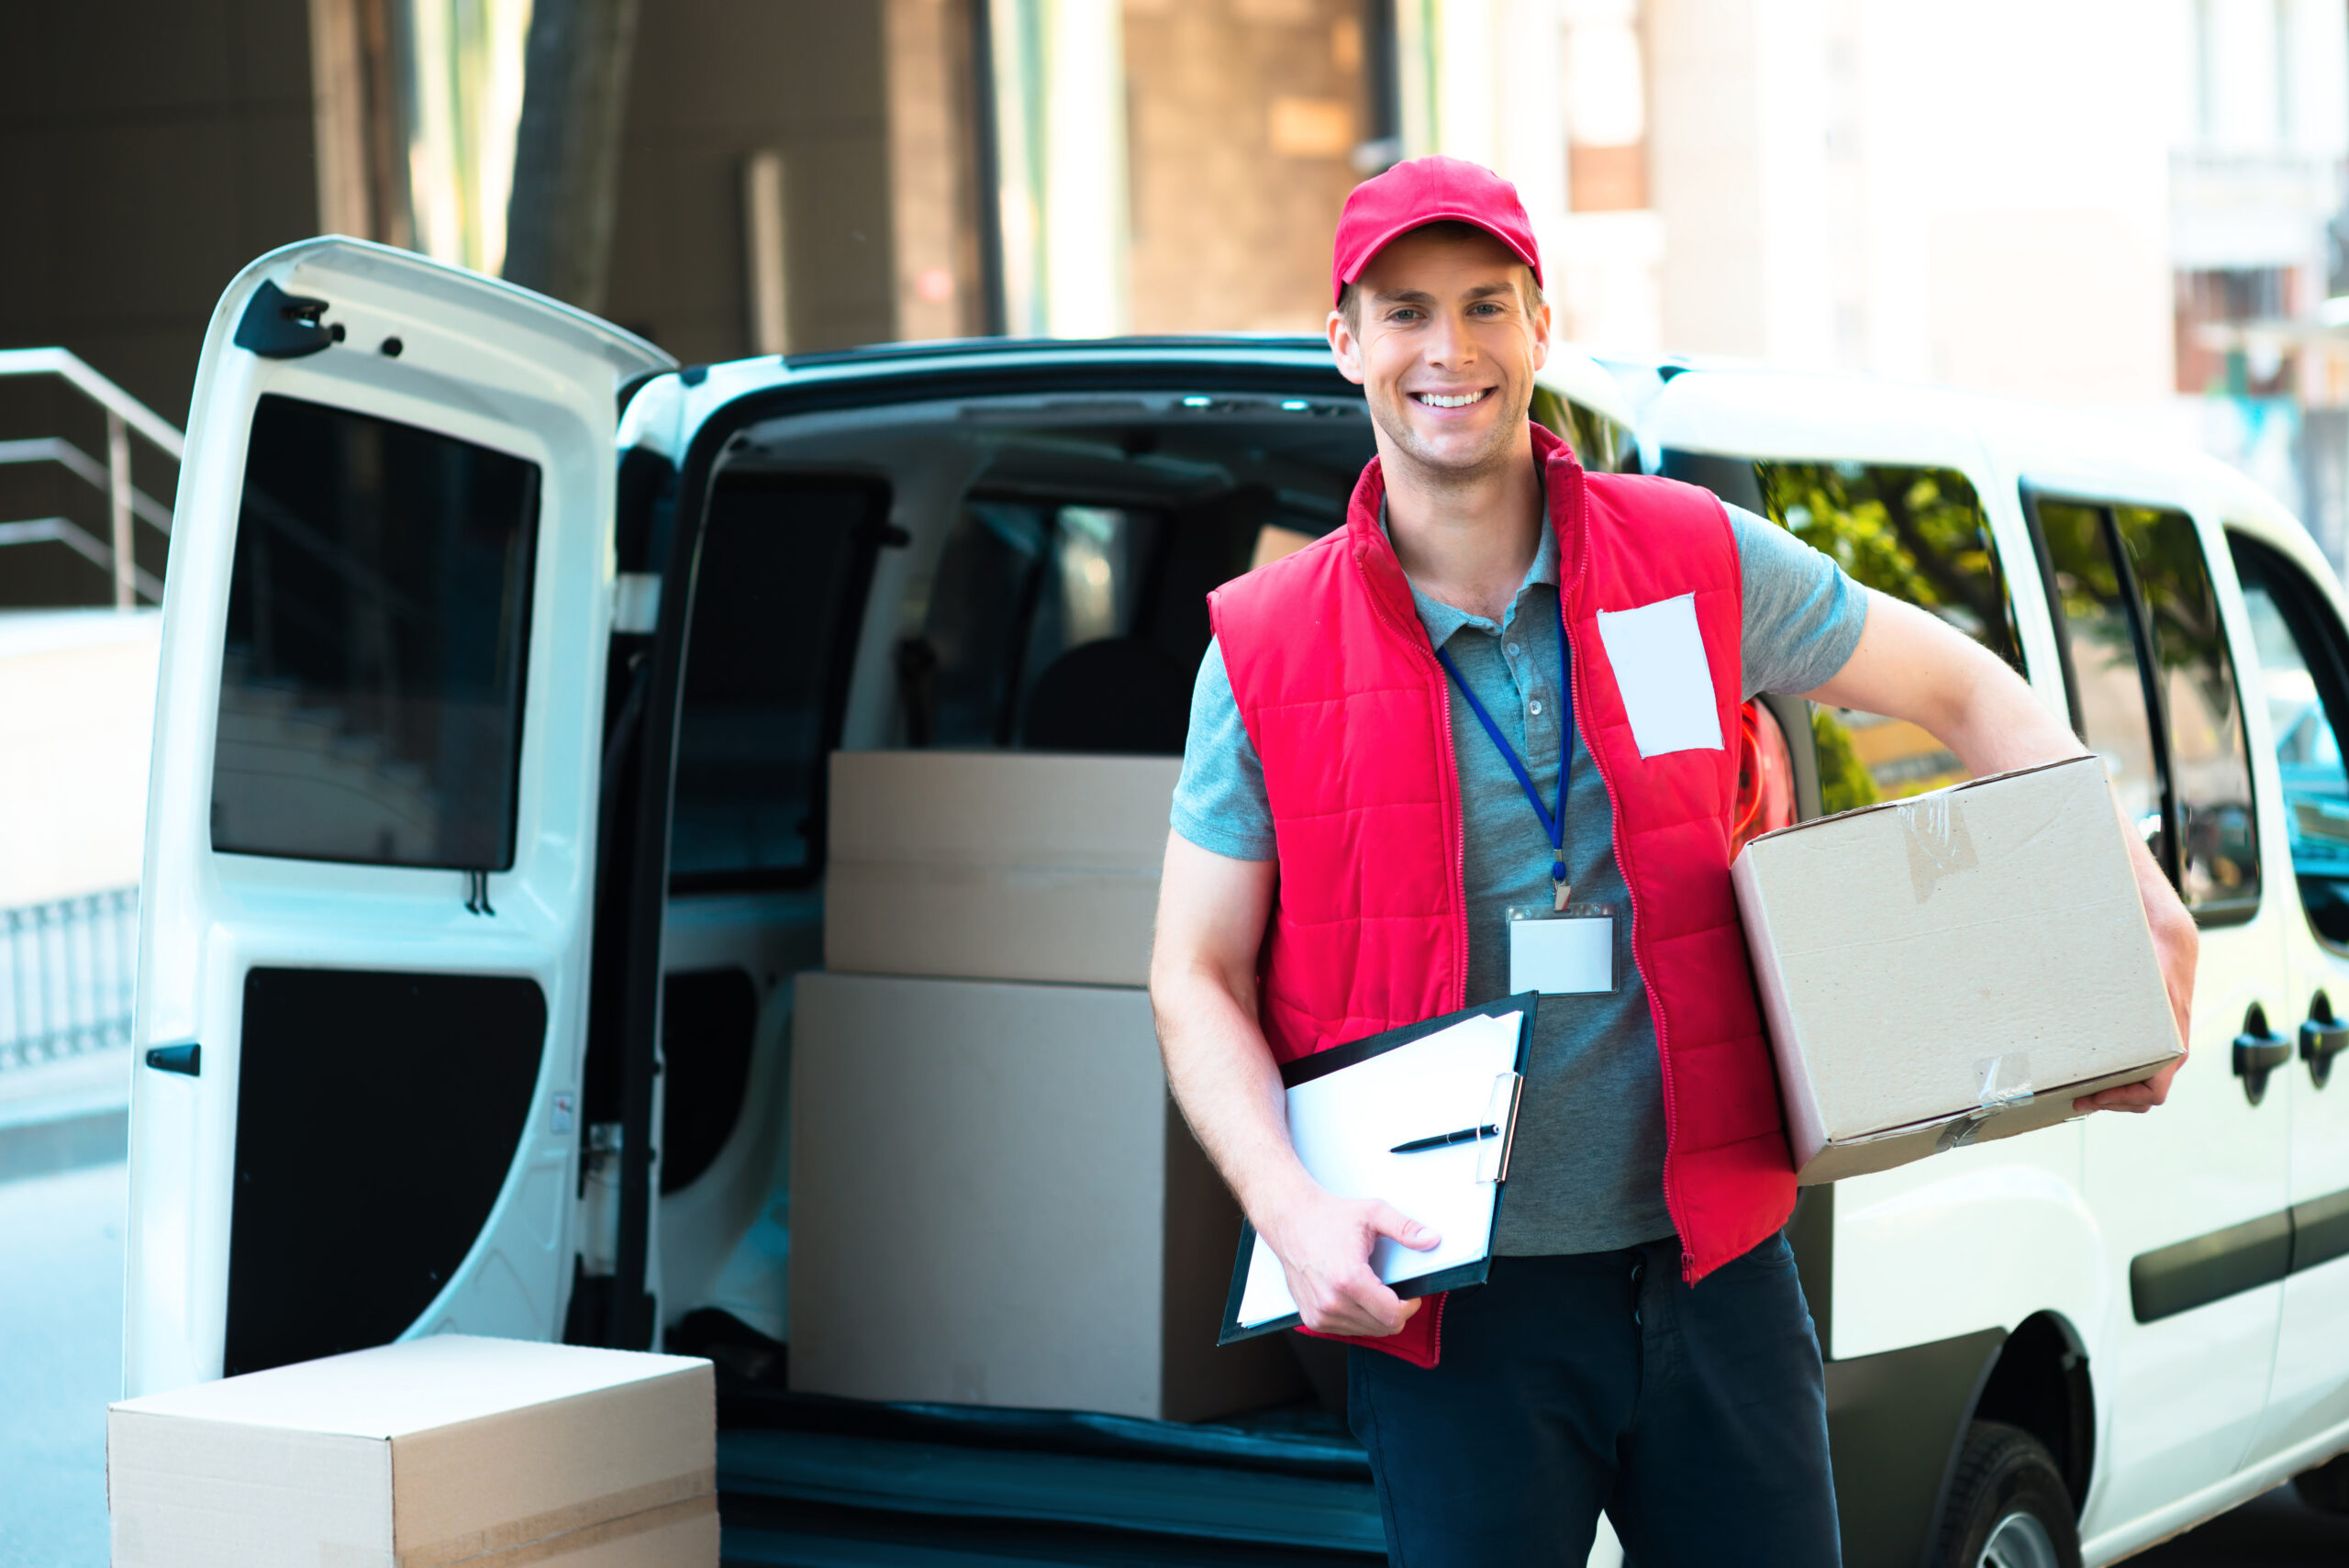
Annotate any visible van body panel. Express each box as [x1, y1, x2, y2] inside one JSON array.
[[1624, 364, 2314, 1554], [2228, 498, 2349, 1467], [126, 239, 671, 1396]]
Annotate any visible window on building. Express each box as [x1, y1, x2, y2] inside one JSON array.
[[1562, 0, 1649, 212], [213, 395, 538, 870], [2035, 495, 2257, 919], [667, 475, 887, 888], [2174, 267, 2298, 397]]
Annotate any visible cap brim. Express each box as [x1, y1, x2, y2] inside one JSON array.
[[1335, 211, 1543, 303]]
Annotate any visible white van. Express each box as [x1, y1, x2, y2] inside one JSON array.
[[126, 239, 2349, 1568]]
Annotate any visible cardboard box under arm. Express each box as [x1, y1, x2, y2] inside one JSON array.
[[106, 1336, 716, 1568], [788, 971, 1306, 1422], [1732, 756, 2183, 1184], [825, 750, 1182, 987]]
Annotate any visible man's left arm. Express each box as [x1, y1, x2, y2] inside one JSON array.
[[1801, 587, 2199, 1111]]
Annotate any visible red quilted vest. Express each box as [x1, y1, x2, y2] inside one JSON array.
[[1208, 422, 1796, 1368]]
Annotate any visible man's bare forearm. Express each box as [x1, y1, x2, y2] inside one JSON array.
[[1153, 959, 1315, 1221], [1151, 831, 1437, 1334]]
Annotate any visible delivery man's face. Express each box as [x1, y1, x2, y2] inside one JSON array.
[[1329, 227, 1551, 481]]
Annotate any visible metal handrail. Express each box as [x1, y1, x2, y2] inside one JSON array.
[[0, 348, 184, 608], [0, 889, 139, 1074]]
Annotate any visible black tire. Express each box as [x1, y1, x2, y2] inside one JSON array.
[[2294, 1449, 2349, 1514], [1931, 1421, 2082, 1568]]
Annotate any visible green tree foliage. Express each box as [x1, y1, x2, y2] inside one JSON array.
[[1754, 462, 2021, 672], [1811, 707, 1879, 816]]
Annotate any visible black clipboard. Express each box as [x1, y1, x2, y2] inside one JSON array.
[[1216, 994, 1537, 1345]]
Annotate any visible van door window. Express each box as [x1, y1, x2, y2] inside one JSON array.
[[1749, 461, 2019, 812], [212, 394, 539, 869], [2232, 535, 2349, 940], [2034, 496, 2257, 918], [668, 475, 887, 889], [2116, 506, 2256, 914]]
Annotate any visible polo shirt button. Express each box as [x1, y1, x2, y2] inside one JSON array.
[[1529, 699, 1543, 716], [1507, 641, 1520, 657]]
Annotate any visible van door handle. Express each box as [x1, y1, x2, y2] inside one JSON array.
[[144, 1041, 200, 1076], [2235, 1005, 2289, 1106], [2303, 993, 2349, 1090]]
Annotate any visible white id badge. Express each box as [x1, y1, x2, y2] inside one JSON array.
[[1507, 905, 1619, 995]]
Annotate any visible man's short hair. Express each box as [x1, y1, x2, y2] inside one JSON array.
[[1337, 219, 1547, 330]]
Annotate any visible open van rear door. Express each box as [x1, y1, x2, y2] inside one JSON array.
[[125, 239, 674, 1396]]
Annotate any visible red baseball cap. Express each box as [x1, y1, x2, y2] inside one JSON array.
[[1330, 155, 1543, 306]]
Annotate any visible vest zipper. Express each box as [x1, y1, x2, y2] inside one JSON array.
[[1353, 475, 1475, 1365], [1554, 456, 1697, 1284]]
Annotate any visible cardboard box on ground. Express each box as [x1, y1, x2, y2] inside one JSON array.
[[795, 751, 1306, 1421], [106, 1337, 716, 1567], [1733, 756, 2182, 1184]]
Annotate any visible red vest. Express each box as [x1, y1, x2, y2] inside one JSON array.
[[1208, 423, 1796, 1368]]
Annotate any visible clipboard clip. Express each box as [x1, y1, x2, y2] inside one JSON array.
[[1475, 1071, 1525, 1184]]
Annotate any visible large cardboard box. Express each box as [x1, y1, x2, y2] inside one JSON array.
[[789, 971, 1305, 1421], [825, 750, 1181, 986], [107, 1336, 716, 1568], [1732, 757, 2182, 1184]]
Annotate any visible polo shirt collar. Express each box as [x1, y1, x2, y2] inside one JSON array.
[[1379, 487, 1560, 650]]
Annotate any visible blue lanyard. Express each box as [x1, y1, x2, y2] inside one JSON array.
[[1434, 615, 1574, 893]]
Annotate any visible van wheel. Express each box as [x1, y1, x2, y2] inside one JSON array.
[[1932, 1422, 2082, 1568], [2294, 1450, 2349, 1514]]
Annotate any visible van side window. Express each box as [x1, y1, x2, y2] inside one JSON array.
[[2034, 497, 2257, 917], [2116, 506, 2256, 913], [667, 475, 887, 888], [1753, 462, 2018, 812], [2232, 534, 2349, 941], [212, 395, 538, 870]]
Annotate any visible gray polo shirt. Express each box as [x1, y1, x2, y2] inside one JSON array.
[[1172, 503, 1866, 1255]]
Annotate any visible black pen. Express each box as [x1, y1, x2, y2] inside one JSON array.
[[1390, 1123, 1499, 1154]]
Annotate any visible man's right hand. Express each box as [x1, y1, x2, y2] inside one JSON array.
[[1258, 1183, 1442, 1338]]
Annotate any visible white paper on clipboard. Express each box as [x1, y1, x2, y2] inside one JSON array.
[[1234, 1009, 1524, 1329]]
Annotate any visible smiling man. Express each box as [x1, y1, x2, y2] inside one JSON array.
[[1147, 158, 2198, 1566]]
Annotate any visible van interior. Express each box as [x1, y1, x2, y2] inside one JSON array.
[[637, 385, 1416, 1562]]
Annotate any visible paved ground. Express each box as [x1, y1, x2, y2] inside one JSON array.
[[0, 1160, 123, 1568], [3, 1141, 2346, 1566]]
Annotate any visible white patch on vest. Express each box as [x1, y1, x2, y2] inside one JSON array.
[[1594, 593, 1724, 758]]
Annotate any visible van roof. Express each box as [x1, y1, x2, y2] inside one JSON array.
[[684, 335, 2302, 539], [1608, 354, 2299, 534]]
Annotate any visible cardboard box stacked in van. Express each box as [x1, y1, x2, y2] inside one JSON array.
[[1733, 755, 2183, 1184], [107, 1336, 716, 1566], [795, 750, 1305, 1422]]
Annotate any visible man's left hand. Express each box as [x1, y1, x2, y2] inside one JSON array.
[[2074, 843, 2198, 1113]]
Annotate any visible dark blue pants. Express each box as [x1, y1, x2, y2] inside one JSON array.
[[1347, 1233, 1840, 1568]]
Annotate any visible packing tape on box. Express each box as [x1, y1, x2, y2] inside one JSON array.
[[1897, 792, 1978, 902], [1933, 1053, 2036, 1153], [383, 1469, 717, 1568]]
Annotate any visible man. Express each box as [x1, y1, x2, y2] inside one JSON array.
[[1148, 156, 2197, 1566]]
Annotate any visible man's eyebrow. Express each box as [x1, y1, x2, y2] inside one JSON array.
[[1368, 281, 1522, 306]]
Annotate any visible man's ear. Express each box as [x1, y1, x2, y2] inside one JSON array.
[[1327, 306, 1367, 385], [1531, 295, 1553, 373]]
